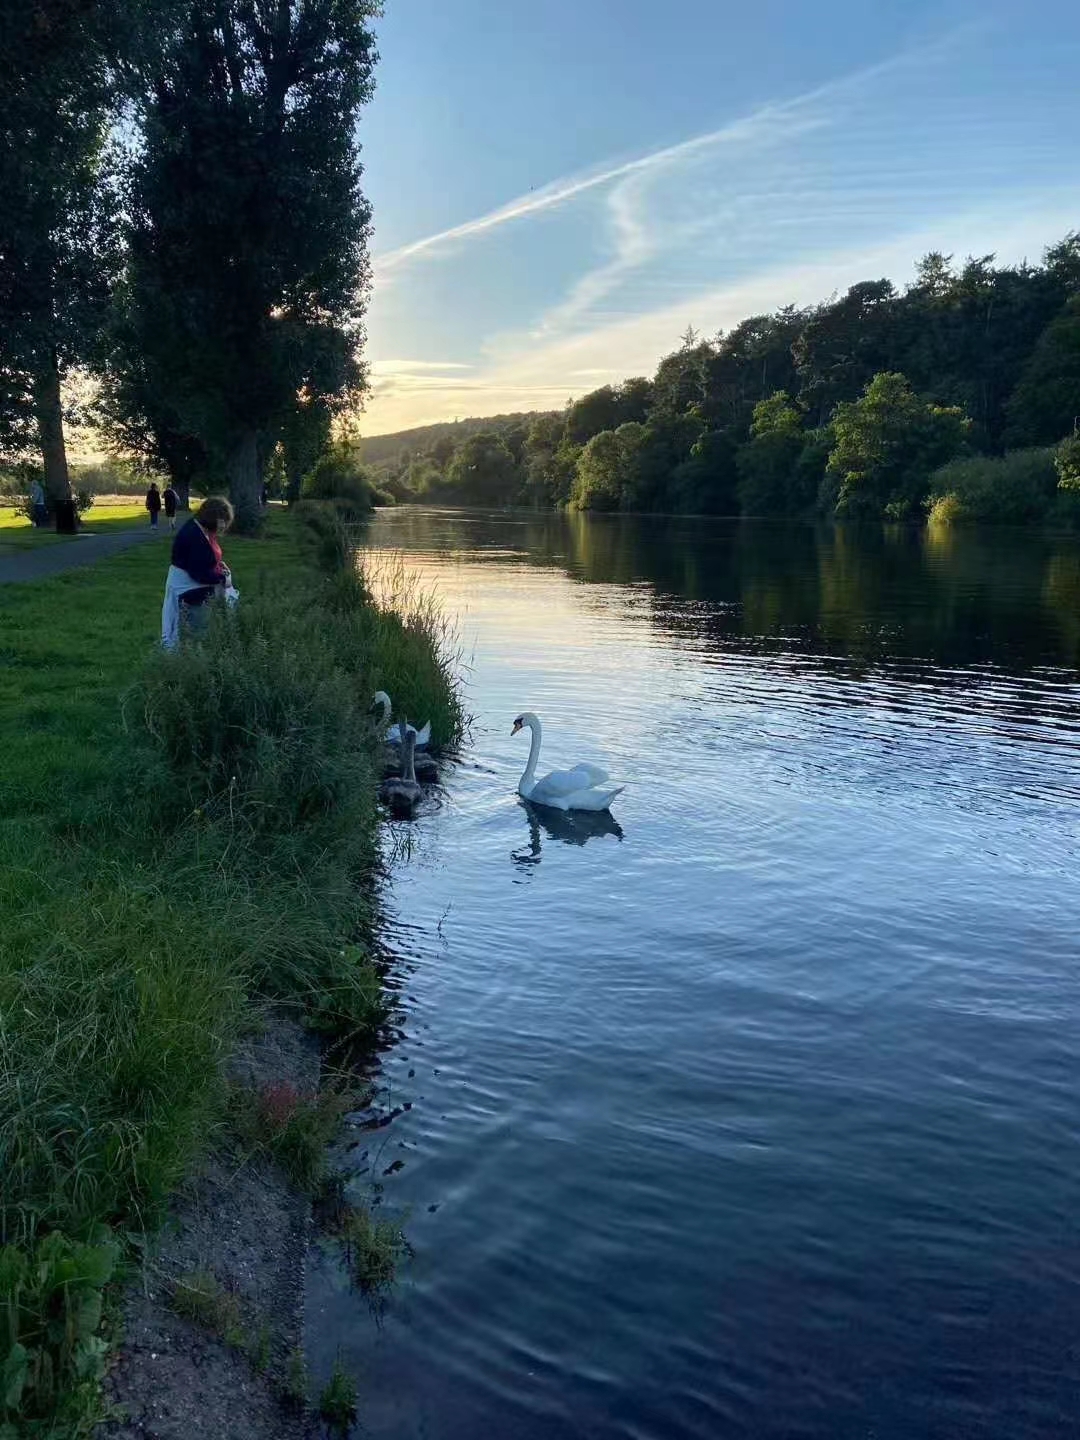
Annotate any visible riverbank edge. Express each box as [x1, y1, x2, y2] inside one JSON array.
[[1, 507, 462, 1436], [100, 1011, 321, 1440]]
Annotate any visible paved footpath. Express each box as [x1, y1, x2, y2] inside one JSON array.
[[0, 526, 163, 586]]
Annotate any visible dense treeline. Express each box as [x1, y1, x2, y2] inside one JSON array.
[[370, 242, 1080, 525], [1, 0, 378, 532]]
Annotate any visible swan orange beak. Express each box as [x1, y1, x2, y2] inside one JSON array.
[[511, 719, 522, 735]]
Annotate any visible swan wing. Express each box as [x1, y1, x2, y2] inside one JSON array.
[[572, 762, 609, 786], [387, 719, 432, 750], [540, 784, 624, 813], [530, 765, 602, 802]]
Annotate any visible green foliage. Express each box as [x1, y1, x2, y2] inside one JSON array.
[[0, 1229, 117, 1430], [750, 391, 804, 437], [668, 429, 738, 514], [927, 448, 1059, 523], [283, 1346, 309, 1407], [0, 514, 463, 1429], [1005, 298, 1080, 446], [230, 1082, 351, 1193], [105, 0, 379, 530], [565, 382, 652, 444], [571, 429, 627, 511], [363, 233, 1080, 527], [829, 372, 969, 519], [736, 429, 806, 515], [171, 1269, 245, 1348], [318, 1359, 358, 1433], [0, 0, 123, 473], [301, 444, 374, 519], [445, 431, 518, 504], [1055, 433, 1080, 491], [138, 605, 376, 833], [336, 1207, 408, 1294]]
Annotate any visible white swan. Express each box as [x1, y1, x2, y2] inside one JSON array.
[[372, 690, 431, 749], [511, 712, 624, 812], [378, 726, 422, 817]]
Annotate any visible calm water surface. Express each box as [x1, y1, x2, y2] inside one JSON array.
[[307, 510, 1080, 1439]]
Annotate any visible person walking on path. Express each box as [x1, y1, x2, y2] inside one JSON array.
[[161, 496, 235, 648], [146, 483, 162, 528], [30, 479, 47, 527], [163, 484, 179, 530]]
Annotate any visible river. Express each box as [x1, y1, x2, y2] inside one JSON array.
[[307, 508, 1080, 1440]]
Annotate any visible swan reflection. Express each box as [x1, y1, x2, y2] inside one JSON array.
[[511, 800, 624, 875]]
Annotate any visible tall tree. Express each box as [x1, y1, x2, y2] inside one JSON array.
[[828, 372, 968, 519], [445, 432, 518, 504], [0, 0, 122, 523], [1005, 298, 1080, 446], [113, 0, 378, 530]]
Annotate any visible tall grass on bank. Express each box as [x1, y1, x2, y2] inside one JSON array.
[[0, 509, 463, 1433], [297, 502, 467, 744]]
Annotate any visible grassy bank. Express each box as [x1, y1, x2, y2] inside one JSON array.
[[0, 509, 462, 1434]]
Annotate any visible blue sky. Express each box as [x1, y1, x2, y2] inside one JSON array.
[[357, 0, 1080, 434]]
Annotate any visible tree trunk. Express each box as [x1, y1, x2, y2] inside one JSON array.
[[226, 429, 261, 534], [285, 459, 302, 505], [34, 350, 72, 530], [174, 474, 191, 510]]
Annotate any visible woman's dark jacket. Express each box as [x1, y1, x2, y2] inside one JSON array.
[[171, 518, 226, 605]]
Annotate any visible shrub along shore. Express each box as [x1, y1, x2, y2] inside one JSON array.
[[0, 506, 463, 1435]]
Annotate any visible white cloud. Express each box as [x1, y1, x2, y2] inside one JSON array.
[[373, 29, 968, 286], [360, 21, 1080, 436], [361, 198, 1078, 435], [372, 359, 474, 374]]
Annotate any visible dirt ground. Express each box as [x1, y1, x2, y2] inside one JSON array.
[[100, 1015, 323, 1440]]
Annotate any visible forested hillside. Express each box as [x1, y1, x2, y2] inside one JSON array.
[[365, 241, 1080, 525], [358, 411, 554, 468]]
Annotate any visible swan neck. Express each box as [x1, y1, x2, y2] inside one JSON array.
[[523, 717, 542, 782]]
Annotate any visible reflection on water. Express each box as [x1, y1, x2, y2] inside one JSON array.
[[511, 801, 624, 877], [306, 510, 1080, 1440]]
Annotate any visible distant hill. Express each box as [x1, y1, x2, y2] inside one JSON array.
[[357, 411, 552, 466]]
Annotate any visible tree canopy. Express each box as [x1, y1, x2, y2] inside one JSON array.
[[104, 0, 378, 530], [361, 236, 1080, 527], [0, 0, 379, 532]]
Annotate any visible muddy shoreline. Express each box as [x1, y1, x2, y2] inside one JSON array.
[[100, 1013, 323, 1440]]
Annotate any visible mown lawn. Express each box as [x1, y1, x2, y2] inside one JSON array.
[[0, 515, 299, 803], [0, 503, 153, 555]]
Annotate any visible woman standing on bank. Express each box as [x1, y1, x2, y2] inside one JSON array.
[[161, 496, 234, 649]]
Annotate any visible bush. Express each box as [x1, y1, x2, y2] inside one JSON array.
[[70, 458, 166, 496], [1054, 433, 1080, 491], [0, 1229, 117, 1430], [301, 443, 374, 519], [137, 599, 376, 833], [927, 447, 1058, 523]]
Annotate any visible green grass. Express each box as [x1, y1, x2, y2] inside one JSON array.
[[230, 1079, 355, 1193], [171, 1269, 246, 1348], [0, 500, 146, 530], [336, 1204, 408, 1295], [318, 1358, 358, 1434], [0, 509, 462, 1433]]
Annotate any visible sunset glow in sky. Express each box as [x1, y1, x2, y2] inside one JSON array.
[[357, 0, 1080, 435]]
